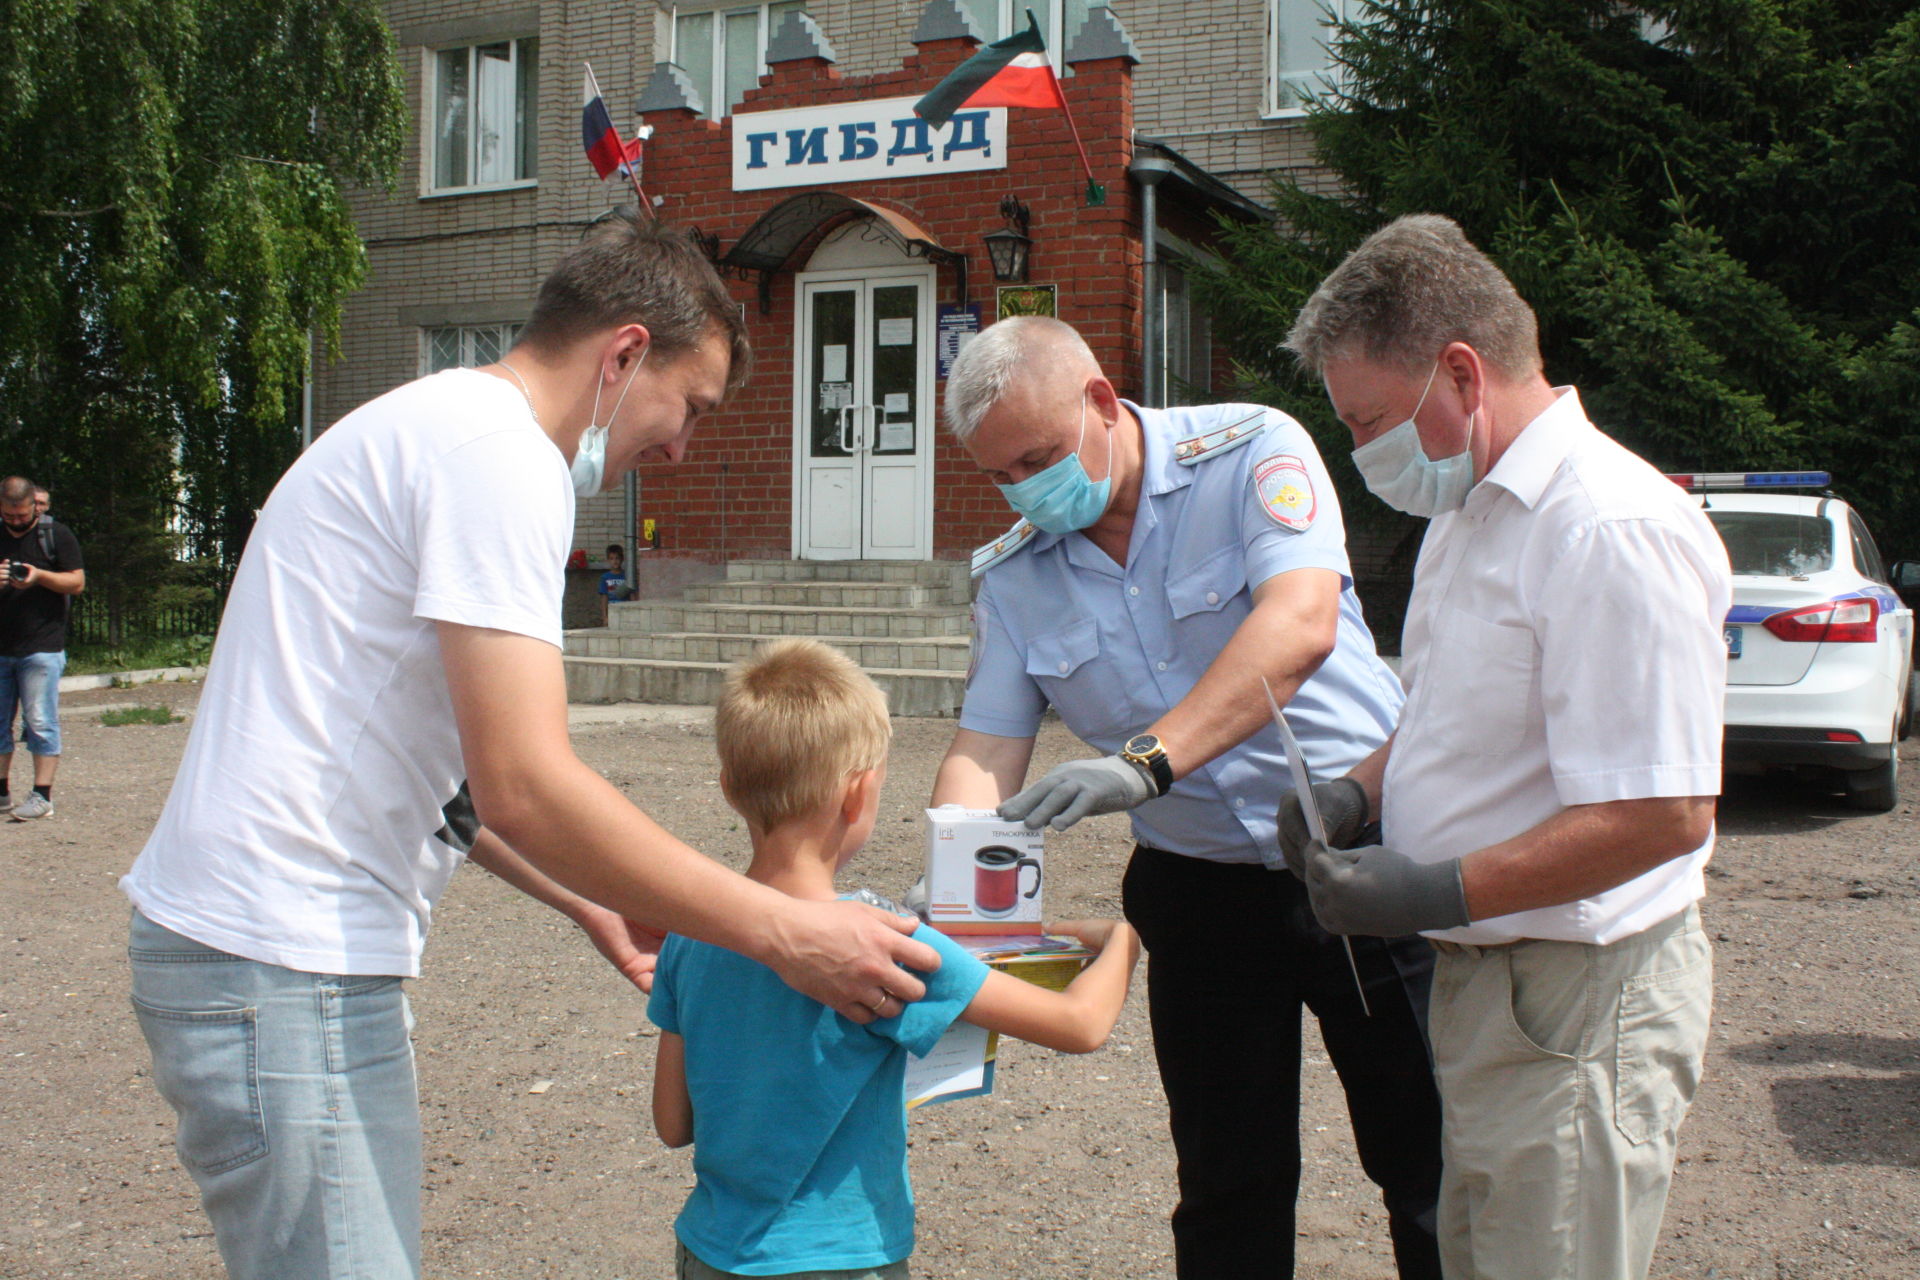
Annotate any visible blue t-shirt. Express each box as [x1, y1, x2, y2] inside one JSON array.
[[648, 922, 989, 1275], [597, 569, 630, 600]]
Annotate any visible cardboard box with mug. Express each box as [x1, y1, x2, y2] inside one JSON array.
[[922, 807, 1045, 934]]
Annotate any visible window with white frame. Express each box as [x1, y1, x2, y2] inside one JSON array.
[[671, 2, 808, 119], [430, 36, 539, 192], [957, 0, 1093, 72], [423, 323, 523, 375], [1266, 0, 1350, 116]]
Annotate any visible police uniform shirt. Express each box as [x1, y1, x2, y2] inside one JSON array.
[[961, 401, 1405, 866], [1385, 387, 1731, 946]]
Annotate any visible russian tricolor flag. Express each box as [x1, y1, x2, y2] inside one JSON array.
[[913, 14, 1067, 128], [582, 64, 646, 179]]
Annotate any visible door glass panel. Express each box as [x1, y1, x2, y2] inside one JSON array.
[[809, 289, 856, 457], [869, 285, 918, 456]]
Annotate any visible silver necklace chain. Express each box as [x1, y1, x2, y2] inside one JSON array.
[[498, 360, 541, 429]]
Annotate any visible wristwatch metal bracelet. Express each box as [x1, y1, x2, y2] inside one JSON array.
[[1119, 733, 1174, 797]]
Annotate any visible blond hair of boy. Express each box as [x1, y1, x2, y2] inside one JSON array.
[[649, 639, 1141, 1278]]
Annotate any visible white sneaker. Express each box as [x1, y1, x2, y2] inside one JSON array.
[[10, 793, 52, 820]]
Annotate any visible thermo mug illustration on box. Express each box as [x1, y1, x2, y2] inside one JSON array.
[[923, 807, 1045, 933], [972, 846, 1041, 917]]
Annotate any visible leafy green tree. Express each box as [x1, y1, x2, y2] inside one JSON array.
[[0, 0, 405, 637], [1197, 0, 1920, 564]]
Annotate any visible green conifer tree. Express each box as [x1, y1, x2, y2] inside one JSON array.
[[1197, 1, 1920, 560]]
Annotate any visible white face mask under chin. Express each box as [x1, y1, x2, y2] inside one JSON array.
[[1349, 363, 1477, 517], [572, 347, 650, 497]]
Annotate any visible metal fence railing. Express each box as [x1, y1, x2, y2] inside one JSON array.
[[65, 595, 221, 649]]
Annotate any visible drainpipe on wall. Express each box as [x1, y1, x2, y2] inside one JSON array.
[[1129, 154, 1175, 408], [623, 472, 638, 598]]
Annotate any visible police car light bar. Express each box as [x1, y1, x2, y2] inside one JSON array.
[[1664, 470, 1831, 491]]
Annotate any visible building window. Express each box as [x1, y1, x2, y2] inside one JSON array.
[[423, 323, 523, 375], [1158, 261, 1213, 407], [1266, 0, 1349, 116], [430, 36, 539, 192], [958, 0, 1090, 71], [671, 2, 808, 119]]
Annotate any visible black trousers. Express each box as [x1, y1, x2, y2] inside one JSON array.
[[1122, 845, 1444, 1280]]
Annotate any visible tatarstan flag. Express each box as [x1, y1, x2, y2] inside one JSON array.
[[913, 14, 1066, 128]]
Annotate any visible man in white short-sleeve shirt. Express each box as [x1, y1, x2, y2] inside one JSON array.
[[121, 215, 938, 1280], [1278, 215, 1731, 1280]]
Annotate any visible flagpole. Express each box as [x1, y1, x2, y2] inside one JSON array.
[[1054, 84, 1104, 207], [1026, 12, 1103, 206], [587, 60, 655, 217]]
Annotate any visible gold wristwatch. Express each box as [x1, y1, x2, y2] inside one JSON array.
[[1119, 733, 1173, 797]]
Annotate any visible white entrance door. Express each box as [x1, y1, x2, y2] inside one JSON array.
[[794, 269, 934, 560]]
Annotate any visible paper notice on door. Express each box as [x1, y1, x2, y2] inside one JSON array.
[[879, 422, 913, 451], [821, 344, 848, 382], [818, 381, 852, 410], [877, 317, 914, 346], [883, 392, 910, 415]]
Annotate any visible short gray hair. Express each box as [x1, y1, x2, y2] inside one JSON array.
[[1285, 214, 1541, 379], [944, 316, 1097, 442]]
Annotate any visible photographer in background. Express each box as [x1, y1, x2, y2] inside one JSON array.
[[0, 475, 85, 820]]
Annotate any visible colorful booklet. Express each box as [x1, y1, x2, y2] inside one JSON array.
[[903, 934, 1093, 1109]]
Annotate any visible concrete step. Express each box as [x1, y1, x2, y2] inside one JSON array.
[[565, 629, 970, 672], [683, 579, 944, 609], [607, 599, 969, 639], [565, 656, 965, 717], [726, 558, 970, 590]]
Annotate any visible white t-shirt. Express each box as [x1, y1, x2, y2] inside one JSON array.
[[122, 370, 574, 976], [1384, 388, 1731, 946]]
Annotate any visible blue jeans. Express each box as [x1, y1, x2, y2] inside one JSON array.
[[0, 649, 64, 756], [128, 909, 422, 1279]]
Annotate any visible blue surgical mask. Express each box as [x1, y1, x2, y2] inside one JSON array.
[[1349, 362, 1476, 517], [996, 396, 1112, 534], [571, 346, 650, 497]]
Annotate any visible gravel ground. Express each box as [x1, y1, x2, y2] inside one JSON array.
[[2, 680, 1916, 1278]]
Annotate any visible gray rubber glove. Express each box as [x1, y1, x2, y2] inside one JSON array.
[[999, 755, 1156, 831], [1277, 776, 1369, 879], [1302, 839, 1471, 937]]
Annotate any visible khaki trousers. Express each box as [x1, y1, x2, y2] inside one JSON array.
[[1429, 907, 1712, 1280]]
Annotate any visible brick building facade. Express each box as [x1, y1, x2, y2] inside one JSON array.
[[315, 1, 1348, 599]]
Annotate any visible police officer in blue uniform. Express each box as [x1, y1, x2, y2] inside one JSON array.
[[929, 317, 1442, 1279]]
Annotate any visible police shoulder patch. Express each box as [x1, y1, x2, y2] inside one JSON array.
[[1253, 454, 1317, 532], [970, 519, 1039, 577]]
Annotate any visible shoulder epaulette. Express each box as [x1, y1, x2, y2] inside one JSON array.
[[1172, 409, 1270, 466], [970, 519, 1040, 577]]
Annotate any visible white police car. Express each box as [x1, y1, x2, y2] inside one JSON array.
[[1673, 472, 1916, 811]]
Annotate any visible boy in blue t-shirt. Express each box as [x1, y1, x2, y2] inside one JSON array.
[[597, 542, 631, 622], [649, 639, 1141, 1279]]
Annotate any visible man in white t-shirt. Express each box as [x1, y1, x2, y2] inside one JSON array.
[[1276, 215, 1731, 1280], [122, 214, 939, 1280]]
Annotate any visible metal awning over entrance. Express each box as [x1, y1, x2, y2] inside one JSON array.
[[718, 192, 966, 312]]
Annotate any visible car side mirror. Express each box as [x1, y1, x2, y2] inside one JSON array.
[[1892, 561, 1920, 594]]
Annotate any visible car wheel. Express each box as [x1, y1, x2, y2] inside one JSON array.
[[1844, 748, 1898, 813]]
